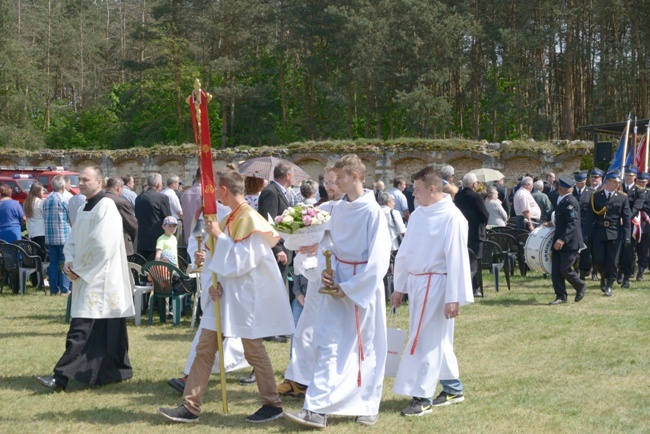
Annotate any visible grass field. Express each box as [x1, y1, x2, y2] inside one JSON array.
[[1, 272, 649, 433]]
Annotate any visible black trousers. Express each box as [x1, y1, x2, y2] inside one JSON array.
[[637, 233, 650, 270], [620, 237, 638, 278], [578, 237, 591, 273], [552, 250, 584, 300], [54, 318, 132, 388], [468, 240, 483, 291], [592, 236, 622, 280]]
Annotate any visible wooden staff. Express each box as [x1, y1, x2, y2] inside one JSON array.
[[187, 79, 228, 414]]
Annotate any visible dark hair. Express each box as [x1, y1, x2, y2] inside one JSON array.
[[245, 177, 265, 196], [106, 177, 124, 190], [23, 182, 44, 218], [412, 165, 443, 190], [0, 184, 13, 198], [393, 176, 406, 188], [121, 175, 133, 185], [274, 162, 293, 180]]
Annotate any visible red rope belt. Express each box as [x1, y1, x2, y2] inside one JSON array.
[[335, 255, 368, 387], [409, 271, 447, 355]]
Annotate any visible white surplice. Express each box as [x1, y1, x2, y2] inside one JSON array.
[[392, 194, 474, 398], [303, 191, 391, 416], [64, 197, 135, 319], [285, 199, 341, 385], [205, 215, 294, 340]]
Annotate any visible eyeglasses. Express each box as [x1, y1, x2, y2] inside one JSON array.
[[324, 181, 337, 186]]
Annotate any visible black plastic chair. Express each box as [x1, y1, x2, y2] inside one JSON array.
[[516, 232, 530, 276], [487, 232, 518, 278], [480, 240, 511, 292], [0, 243, 40, 295], [142, 261, 190, 326], [13, 239, 49, 293]]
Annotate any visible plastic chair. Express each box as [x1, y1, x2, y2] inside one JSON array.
[[0, 243, 39, 295], [141, 261, 190, 326], [128, 262, 154, 326], [186, 263, 202, 329], [516, 232, 530, 276], [14, 239, 49, 293], [487, 233, 518, 278], [480, 240, 511, 292]]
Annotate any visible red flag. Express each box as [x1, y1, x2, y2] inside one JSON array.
[[635, 134, 647, 173]]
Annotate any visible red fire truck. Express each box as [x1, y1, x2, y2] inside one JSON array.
[[0, 166, 80, 195]]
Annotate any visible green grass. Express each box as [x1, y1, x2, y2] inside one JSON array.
[[1, 272, 650, 433]]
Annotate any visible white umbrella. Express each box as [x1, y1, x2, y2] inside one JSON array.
[[468, 168, 505, 183]]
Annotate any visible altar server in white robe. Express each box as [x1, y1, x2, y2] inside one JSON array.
[[34, 166, 135, 392], [391, 165, 474, 417], [158, 169, 294, 424], [284, 155, 391, 429], [281, 166, 342, 397], [165, 202, 250, 395]]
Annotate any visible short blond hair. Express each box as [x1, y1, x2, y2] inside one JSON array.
[[333, 154, 366, 181], [215, 169, 245, 195]]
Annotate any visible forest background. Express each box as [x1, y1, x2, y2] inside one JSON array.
[[1, 0, 648, 151]]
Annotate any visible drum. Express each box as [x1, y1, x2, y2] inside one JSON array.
[[524, 226, 555, 274]]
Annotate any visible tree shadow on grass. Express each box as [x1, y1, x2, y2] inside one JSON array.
[[477, 297, 542, 306], [0, 331, 64, 339]]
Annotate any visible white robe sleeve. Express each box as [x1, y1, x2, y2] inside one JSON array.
[[393, 241, 408, 294], [338, 209, 391, 308], [444, 217, 474, 306], [208, 232, 274, 278]]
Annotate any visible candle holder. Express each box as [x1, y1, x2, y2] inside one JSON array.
[[319, 230, 338, 295]]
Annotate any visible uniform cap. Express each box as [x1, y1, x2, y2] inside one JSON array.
[[573, 171, 588, 182], [590, 168, 604, 177], [624, 165, 639, 175], [558, 175, 575, 189], [604, 171, 621, 181]]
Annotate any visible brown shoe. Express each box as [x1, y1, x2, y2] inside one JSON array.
[[277, 379, 307, 398]]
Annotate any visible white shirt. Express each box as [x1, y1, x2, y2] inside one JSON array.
[[25, 197, 45, 238], [161, 187, 183, 219]]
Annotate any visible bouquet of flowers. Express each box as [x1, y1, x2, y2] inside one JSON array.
[[273, 204, 331, 280]]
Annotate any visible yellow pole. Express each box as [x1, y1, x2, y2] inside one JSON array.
[[207, 232, 228, 414]]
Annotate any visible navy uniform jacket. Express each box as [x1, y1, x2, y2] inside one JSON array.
[[554, 194, 583, 251], [573, 185, 595, 238], [622, 184, 646, 218], [585, 189, 631, 241]]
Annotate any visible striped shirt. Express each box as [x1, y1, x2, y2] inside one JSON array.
[[43, 192, 71, 246]]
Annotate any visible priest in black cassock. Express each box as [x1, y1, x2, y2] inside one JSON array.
[[35, 166, 134, 392]]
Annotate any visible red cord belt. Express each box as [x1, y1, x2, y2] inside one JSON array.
[[408, 272, 447, 355]]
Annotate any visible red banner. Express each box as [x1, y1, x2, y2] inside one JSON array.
[[188, 81, 217, 219]]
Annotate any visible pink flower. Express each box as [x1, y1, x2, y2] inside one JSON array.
[[302, 215, 312, 226], [275, 216, 283, 223]]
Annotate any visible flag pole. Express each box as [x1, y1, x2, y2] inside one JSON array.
[[187, 79, 228, 414], [621, 113, 632, 175], [632, 116, 638, 166], [646, 122, 650, 172]]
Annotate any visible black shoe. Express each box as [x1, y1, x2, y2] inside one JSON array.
[[34, 375, 64, 392], [246, 405, 283, 423], [548, 299, 567, 305], [579, 270, 588, 280], [575, 285, 586, 302], [263, 336, 287, 343], [600, 276, 607, 293], [636, 269, 645, 281], [239, 370, 256, 385], [158, 405, 199, 423], [622, 277, 630, 288], [167, 377, 186, 394], [616, 277, 622, 285], [604, 288, 612, 296], [431, 391, 465, 406], [604, 279, 614, 296]]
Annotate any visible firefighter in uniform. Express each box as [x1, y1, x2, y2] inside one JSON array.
[[588, 168, 605, 281], [572, 171, 594, 280], [618, 166, 646, 287], [547, 176, 586, 305], [634, 172, 650, 280], [585, 171, 631, 296]]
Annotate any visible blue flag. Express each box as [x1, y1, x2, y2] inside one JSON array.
[[608, 118, 631, 173]]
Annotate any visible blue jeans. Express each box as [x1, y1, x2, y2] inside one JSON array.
[[419, 379, 463, 403], [47, 245, 70, 295]]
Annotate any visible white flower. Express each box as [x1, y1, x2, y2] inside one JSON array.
[[282, 215, 293, 224]]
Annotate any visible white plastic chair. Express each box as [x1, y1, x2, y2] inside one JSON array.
[[128, 262, 153, 326], [186, 263, 202, 329]]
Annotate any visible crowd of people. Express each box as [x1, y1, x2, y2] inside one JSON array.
[[19, 155, 647, 428]]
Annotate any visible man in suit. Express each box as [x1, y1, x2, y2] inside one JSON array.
[[135, 173, 171, 260], [572, 171, 595, 280], [546, 176, 586, 305], [635, 172, 650, 280], [585, 171, 631, 296], [105, 177, 138, 257], [454, 172, 489, 298]]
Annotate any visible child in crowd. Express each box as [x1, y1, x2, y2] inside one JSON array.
[[155, 216, 179, 264]]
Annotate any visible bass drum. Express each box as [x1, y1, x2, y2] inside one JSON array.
[[524, 226, 555, 274]]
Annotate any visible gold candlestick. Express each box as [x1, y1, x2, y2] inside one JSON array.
[[319, 230, 338, 295]]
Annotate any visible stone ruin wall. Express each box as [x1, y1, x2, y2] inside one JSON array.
[[0, 140, 591, 191]]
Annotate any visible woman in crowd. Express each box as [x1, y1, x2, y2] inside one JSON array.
[[23, 182, 46, 251], [486, 187, 508, 227], [0, 184, 26, 243], [244, 177, 266, 211], [442, 182, 459, 199]]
